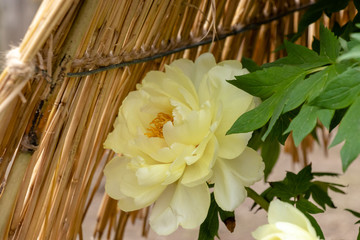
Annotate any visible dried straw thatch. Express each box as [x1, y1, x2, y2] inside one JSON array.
[[0, 0, 357, 239]]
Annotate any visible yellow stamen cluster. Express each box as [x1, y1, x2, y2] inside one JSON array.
[[144, 112, 173, 138]]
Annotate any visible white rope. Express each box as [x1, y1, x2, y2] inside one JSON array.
[[6, 48, 34, 78], [0, 48, 35, 113]]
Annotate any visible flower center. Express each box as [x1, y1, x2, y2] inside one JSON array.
[[144, 112, 173, 138]]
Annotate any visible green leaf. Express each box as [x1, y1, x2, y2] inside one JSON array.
[[312, 172, 339, 177], [337, 33, 360, 62], [348, 38, 360, 51], [198, 194, 219, 240], [269, 165, 314, 200], [320, 24, 340, 61], [338, 45, 360, 62], [304, 212, 325, 239], [285, 105, 317, 146], [308, 63, 348, 102], [329, 185, 346, 194], [261, 137, 280, 180], [227, 94, 278, 134], [330, 97, 360, 171], [312, 37, 320, 54], [329, 108, 348, 131], [264, 40, 330, 70], [241, 57, 262, 72], [317, 108, 335, 130], [345, 208, 360, 239], [286, 165, 313, 194], [311, 68, 360, 109], [332, 21, 360, 41], [270, 113, 292, 144], [323, 0, 350, 16], [295, 4, 323, 38], [247, 127, 266, 150], [292, 0, 350, 42], [296, 199, 324, 214], [262, 72, 306, 140], [284, 64, 345, 113], [230, 65, 304, 99], [285, 105, 333, 146], [333, 22, 343, 37], [310, 183, 336, 209], [346, 209, 360, 218], [269, 182, 294, 200], [282, 70, 325, 113]]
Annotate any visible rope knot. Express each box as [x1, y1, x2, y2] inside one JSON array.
[[6, 48, 35, 79]]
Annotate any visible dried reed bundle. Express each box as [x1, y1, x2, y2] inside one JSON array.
[[0, 0, 357, 239]]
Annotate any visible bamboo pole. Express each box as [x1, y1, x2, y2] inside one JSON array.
[[0, 0, 77, 113], [0, 154, 31, 239]]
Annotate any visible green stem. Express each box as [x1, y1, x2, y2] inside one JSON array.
[[246, 187, 269, 212]]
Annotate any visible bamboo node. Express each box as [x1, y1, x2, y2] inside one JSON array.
[[6, 47, 35, 79]]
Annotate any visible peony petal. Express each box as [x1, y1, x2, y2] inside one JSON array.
[[104, 157, 167, 211], [275, 222, 318, 240], [212, 158, 247, 211], [163, 160, 186, 185], [193, 53, 217, 90], [253, 200, 319, 240], [134, 135, 174, 163], [104, 156, 165, 198], [141, 67, 198, 111], [116, 194, 155, 212], [183, 130, 213, 165], [103, 156, 128, 199], [150, 183, 210, 235], [162, 143, 190, 184], [163, 109, 211, 146], [170, 58, 196, 83], [213, 89, 253, 139], [103, 122, 127, 154], [171, 183, 210, 229], [181, 137, 218, 187], [216, 132, 252, 159], [116, 196, 144, 212], [104, 115, 139, 155], [121, 90, 158, 134], [149, 184, 178, 235], [252, 224, 283, 240], [194, 59, 254, 159], [163, 108, 212, 146], [136, 164, 171, 186], [104, 88, 171, 156], [198, 59, 251, 110], [170, 99, 192, 125], [164, 65, 199, 110], [223, 147, 264, 186], [268, 200, 317, 237], [164, 63, 197, 96]]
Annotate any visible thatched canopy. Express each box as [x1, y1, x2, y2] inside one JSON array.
[[0, 0, 356, 239]]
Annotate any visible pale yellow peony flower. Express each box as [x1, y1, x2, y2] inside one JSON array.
[[252, 199, 320, 240], [104, 53, 264, 235]]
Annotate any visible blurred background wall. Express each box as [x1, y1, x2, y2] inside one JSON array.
[[0, 0, 39, 53]]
